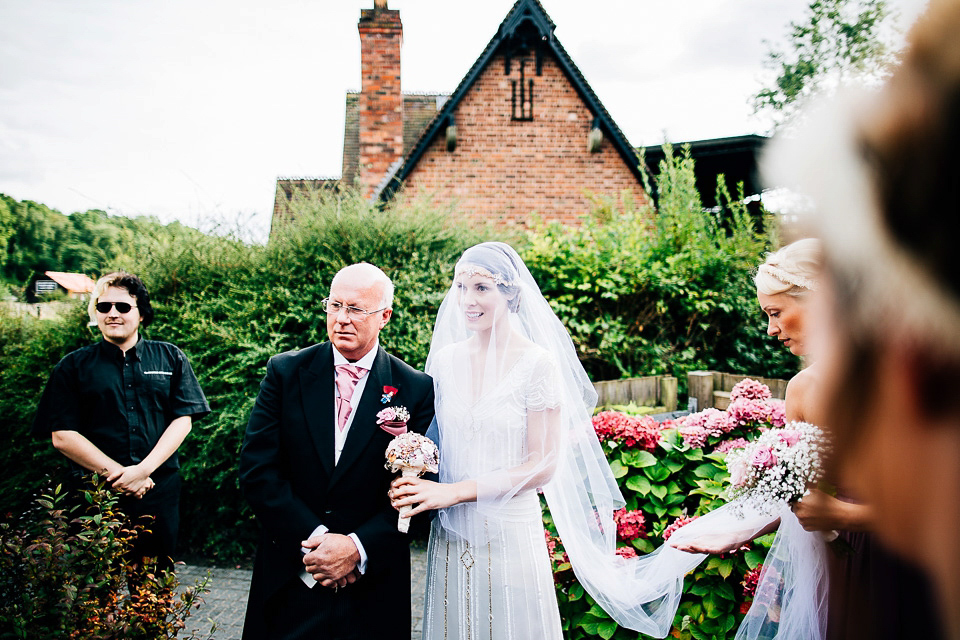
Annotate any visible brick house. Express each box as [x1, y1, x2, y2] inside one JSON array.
[[273, 0, 650, 230]]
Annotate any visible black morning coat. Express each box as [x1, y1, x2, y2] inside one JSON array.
[[239, 342, 435, 639]]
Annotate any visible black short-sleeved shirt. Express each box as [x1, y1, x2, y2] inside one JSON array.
[[32, 338, 210, 477]]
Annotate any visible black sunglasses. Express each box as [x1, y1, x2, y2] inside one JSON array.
[[95, 301, 137, 314]]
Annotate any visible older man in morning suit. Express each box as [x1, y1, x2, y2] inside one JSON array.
[[239, 263, 434, 639]]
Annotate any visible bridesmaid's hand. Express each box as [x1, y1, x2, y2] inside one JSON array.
[[791, 488, 871, 532], [669, 532, 752, 555], [390, 477, 460, 517]]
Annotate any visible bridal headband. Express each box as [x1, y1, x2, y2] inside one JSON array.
[[757, 264, 819, 291], [455, 242, 522, 289], [761, 89, 960, 354], [455, 265, 515, 287]]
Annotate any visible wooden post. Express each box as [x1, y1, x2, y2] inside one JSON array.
[[687, 371, 715, 412], [659, 376, 678, 411]]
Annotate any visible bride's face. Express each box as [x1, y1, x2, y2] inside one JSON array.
[[455, 271, 509, 332], [758, 291, 808, 356]]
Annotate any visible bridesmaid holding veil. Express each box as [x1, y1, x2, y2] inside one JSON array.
[[673, 238, 942, 640]]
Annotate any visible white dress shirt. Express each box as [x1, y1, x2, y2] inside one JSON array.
[[301, 341, 379, 588]]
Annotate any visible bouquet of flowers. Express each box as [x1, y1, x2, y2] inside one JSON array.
[[724, 421, 829, 517], [384, 431, 440, 532]]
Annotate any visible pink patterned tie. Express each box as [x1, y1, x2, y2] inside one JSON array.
[[335, 364, 367, 431]]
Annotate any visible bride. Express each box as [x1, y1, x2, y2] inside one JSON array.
[[391, 242, 565, 638], [390, 242, 704, 639]]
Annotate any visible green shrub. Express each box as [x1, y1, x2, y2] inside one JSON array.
[[0, 477, 213, 639], [522, 145, 798, 387], [0, 306, 92, 518]]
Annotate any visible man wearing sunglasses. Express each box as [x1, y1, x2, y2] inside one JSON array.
[[32, 271, 209, 570], [239, 262, 435, 640]]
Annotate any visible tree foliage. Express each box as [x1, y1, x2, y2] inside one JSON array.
[[0, 193, 206, 290], [754, 0, 896, 127]]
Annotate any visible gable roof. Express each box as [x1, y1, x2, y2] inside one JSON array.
[[43, 271, 95, 293], [380, 0, 643, 200]]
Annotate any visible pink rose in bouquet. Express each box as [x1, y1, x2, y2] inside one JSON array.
[[750, 447, 777, 469], [724, 421, 829, 516], [778, 430, 801, 447]]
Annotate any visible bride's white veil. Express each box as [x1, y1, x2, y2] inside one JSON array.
[[425, 242, 827, 638], [425, 243, 696, 635]]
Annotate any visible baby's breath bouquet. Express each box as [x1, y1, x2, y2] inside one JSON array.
[[725, 421, 829, 516]]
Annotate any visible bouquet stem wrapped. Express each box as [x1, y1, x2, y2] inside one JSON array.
[[385, 432, 439, 533]]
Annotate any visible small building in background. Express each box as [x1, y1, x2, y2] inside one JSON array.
[[26, 271, 96, 303]]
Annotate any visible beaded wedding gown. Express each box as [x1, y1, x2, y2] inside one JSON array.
[[422, 344, 563, 640]]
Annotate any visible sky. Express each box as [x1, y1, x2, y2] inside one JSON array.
[[0, 0, 929, 240]]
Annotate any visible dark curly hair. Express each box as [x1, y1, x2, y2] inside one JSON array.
[[92, 272, 155, 327]]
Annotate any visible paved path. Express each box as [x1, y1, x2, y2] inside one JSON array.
[[177, 543, 428, 640]]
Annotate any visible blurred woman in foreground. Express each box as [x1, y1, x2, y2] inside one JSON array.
[[764, 0, 960, 635]]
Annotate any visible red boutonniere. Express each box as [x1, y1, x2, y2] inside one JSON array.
[[381, 385, 398, 404]]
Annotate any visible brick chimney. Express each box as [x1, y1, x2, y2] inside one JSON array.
[[357, 0, 403, 197]]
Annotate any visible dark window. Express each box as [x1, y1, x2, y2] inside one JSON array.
[[511, 57, 534, 121]]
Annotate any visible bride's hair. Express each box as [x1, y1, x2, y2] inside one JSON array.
[[754, 238, 822, 297], [455, 242, 522, 312]]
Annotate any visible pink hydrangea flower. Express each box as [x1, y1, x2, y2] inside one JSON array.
[[662, 514, 699, 541], [730, 379, 772, 402], [714, 438, 750, 454], [615, 546, 638, 559], [678, 424, 709, 448], [728, 397, 773, 427], [544, 529, 557, 556], [768, 399, 787, 427], [751, 447, 777, 468], [704, 409, 737, 437], [592, 411, 660, 451], [613, 508, 647, 541]]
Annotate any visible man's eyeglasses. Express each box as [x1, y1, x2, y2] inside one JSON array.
[[321, 298, 387, 318], [95, 301, 137, 314]]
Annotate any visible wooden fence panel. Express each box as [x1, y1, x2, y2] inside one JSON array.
[[593, 375, 678, 411], [687, 370, 790, 411]]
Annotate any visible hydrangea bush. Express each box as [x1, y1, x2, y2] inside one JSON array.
[[543, 379, 785, 640]]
